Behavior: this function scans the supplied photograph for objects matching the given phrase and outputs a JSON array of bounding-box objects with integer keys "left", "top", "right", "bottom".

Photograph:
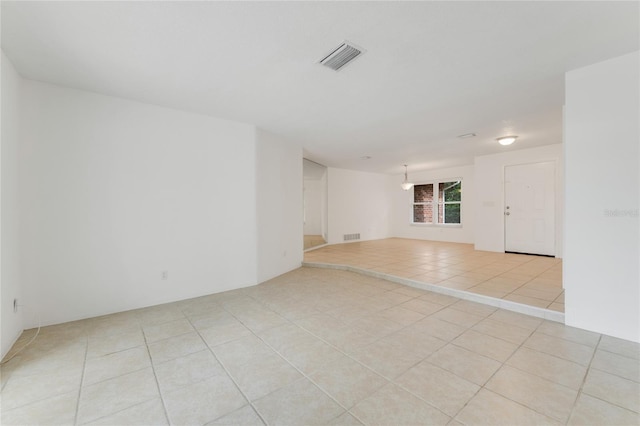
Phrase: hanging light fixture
[{"left": 401, "top": 164, "right": 413, "bottom": 191}]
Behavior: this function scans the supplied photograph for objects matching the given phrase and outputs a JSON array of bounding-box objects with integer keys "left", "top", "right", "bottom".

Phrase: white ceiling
[{"left": 2, "top": 1, "right": 638, "bottom": 174}]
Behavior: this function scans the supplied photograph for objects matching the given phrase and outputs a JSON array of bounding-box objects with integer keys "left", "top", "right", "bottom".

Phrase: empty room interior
[{"left": 1, "top": 1, "right": 639, "bottom": 425}]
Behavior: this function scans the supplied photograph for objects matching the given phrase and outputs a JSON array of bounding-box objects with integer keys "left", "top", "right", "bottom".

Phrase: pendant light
[{"left": 401, "top": 164, "right": 413, "bottom": 191}]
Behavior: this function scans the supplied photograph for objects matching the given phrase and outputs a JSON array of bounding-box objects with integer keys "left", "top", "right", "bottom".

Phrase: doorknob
[{"left": 505, "top": 212, "right": 510, "bottom": 216}]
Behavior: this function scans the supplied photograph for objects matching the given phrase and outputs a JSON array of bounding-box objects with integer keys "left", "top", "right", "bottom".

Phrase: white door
[{"left": 504, "top": 162, "right": 555, "bottom": 256}]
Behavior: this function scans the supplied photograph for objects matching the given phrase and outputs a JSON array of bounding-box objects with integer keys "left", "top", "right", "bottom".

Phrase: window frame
[{"left": 410, "top": 179, "right": 463, "bottom": 227}]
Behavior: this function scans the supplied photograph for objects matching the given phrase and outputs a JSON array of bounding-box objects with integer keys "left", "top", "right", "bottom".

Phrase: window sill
[{"left": 410, "top": 223, "right": 462, "bottom": 228}]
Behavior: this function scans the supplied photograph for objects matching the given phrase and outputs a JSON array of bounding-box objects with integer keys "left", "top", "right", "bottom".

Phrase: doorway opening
[{"left": 303, "top": 159, "right": 328, "bottom": 250}]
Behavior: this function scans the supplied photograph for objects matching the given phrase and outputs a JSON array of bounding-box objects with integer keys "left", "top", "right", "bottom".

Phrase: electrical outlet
[
  {"left": 161, "top": 271, "right": 168, "bottom": 280},
  {"left": 13, "top": 298, "right": 18, "bottom": 313}
]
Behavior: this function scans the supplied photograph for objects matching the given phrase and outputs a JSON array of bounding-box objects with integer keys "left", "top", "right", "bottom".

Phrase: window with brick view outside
[
  {"left": 413, "top": 181, "right": 461, "bottom": 224},
  {"left": 413, "top": 184, "right": 433, "bottom": 223}
]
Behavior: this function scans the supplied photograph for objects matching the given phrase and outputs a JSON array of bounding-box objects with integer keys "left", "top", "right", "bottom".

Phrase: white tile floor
[
  {"left": 1, "top": 267, "right": 638, "bottom": 425},
  {"left": 304, "top": 238, "right": 565, "bottom": 312}
]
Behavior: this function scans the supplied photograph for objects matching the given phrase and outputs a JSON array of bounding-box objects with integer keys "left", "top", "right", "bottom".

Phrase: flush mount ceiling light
[
  {"left": 497, "top": 135, "right": 518, "bottom": 146},
  {"left": 401, "top": 165, "right": 414, "bottom": 191},
  {"left": 319, "top": 41, "right": 365, "bottom": 71}
]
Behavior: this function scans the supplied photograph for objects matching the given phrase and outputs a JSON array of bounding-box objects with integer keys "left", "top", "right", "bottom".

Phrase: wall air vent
[
  {"left": 319, "top": 42, "right": 364, "bottom": 71},
  {"left": 343, "top": 233, "right": 361, "bottom": 241}
]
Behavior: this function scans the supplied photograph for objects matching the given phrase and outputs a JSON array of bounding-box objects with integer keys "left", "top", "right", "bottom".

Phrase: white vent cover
[{"left": 319, "top": 42, "right": 364, "bottom": 71}]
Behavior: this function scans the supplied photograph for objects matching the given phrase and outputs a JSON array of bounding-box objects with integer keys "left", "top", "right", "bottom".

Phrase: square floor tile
[
  {"left": 83, "top": 346, "right": 151, "bottom": 386},
  {"left": 310, "top": 355, "right": 387, "bottom": 409},
  {"left": 0, "top": 391, "right": 78, "bottom": 426},
  {"left": 349, "top": 340, "right": 424, "bottom": 380},
  {"left": 148, "top": 332, "right": 207, "bottom": 364},
  {"left": 350, "top": 383, "right": 450, "bottom": 425},
  {"left": 322, "top": 327, "right": 378, "bottom": 353},
  {"left": 455, "top": 388, "right": 560, "bottom": 425},
  {"left": 568, "top": 393, "right": 640, "bottom": 425},
  {"left": 486, "top": 365, "right": 578, "bottom": 423},
  {"left": 428, "top": 344, "right": 501, "bottom": 386},
  {"left": 506, "top": 347, "right": 587, "bottom": 390},
  {"left": 378, "top": 328, "right": 447, "bottom": 359},
  {"left": 582, "top": 368, "right": 640, "bottom": 413},
  {"left": 536, "top": 321, "right": 600, "bottom": 347},
  {"left": 87, "top": 328, "right": 145, "bottom": 359},
  {"left": 591, "top": 349, "right": 640, "bottom": 382},
  {"left": 212, "top": 335, "right": 275, "bottom": 371},
  {"left": 524, "top": 332, "right": 595, "bottom": 366},
  {"left": 253, "top": 379, "right": 344, "bottom": 425},
  {"left": 258, "top": 323, "right": 318, "bottom": 352},
  {"left": 227, "top": 353, "right": 302, "bottom": 401},
  {"left": 472, "top": 319, "right": 533, "bottom": 345},
  {"left": 452, "top": 329, "right": 518, "bottom": 362},
  {"left": 278, "top": 338, "right": 344, "bottom": 375},
  {"left": 143, "top": 318, "right": 194, "bottom": 343},
  {"left": 328, "top": 412, "right": 363, "bottom": 425},
  {"left": 207, "top": 405, "right": 264, "bottom": 425},
  {"left": 395, "top": 361, "right": 479, "bottom": 417},
  {"left": 86, "top": 398, "right": 168, "bottom": 425},
  {"left": 1, "top": 369, "right": 82, "bottom": 411},
  {"left": 77, "top": 368, "right": 159, "bottom": 424},
  {"left": 155, "top": 349, "right": 226, "bottom": 393},
  {"left": 409, "top": 317, "right": 467, "bottom": 342},
  {"left": 198, "top": 321, "right": 252, "bottom": 348},
  {"left": 598, "top": 335, "right": 640, "bottom": 360},
  {"left": 163, "top": 375, "right": 246, "bottom": 425}
]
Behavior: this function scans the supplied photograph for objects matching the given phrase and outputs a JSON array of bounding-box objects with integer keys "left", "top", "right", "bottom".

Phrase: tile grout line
[
  {"left": 447, "top": 316, "right": 557, "bottom": 424},
  {"left": 72, "top": 333, "right": 90, "bottom": 426},
  {"left": 140, "top": 325, "right": 172, "bottom": 426},
  {"left": 188, "top": 311, "right": 269, "bottom": 426},
  {"left": 565, "top": 333, "right": 603, "bottom": 424}
]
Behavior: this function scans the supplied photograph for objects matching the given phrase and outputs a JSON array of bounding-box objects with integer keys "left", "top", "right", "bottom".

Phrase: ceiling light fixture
[
  {"left": 457, "top": 133, "right": 477, "bottom": 139},
  {"left": 497, "top": 135, "right": 518, "bottom": 146},
  {"left": 401, "top": 165, "right": 413, "bottom": 191}
]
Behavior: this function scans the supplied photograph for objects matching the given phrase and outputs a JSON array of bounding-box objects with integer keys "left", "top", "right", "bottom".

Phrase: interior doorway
[
  {"left": 303, "top": 159, "right": 328, "bottom": 250},
  {"left": 504, "top": 161, "right": 556, "bottom": 256}
]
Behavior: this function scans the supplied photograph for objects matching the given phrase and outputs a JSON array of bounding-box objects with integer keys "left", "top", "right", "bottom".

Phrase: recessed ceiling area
[{"left": 2, "top": 1, "right": 638, "bottom": 174}]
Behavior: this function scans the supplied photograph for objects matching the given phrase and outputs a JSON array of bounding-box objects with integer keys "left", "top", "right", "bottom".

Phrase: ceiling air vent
[{"left": 319, "top": 42, "right": 364, "bottom": 71}]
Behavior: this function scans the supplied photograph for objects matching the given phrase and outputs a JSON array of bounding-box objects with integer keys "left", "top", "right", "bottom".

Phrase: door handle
[{"left": 505, "top": 212, "right": 510, "bottom": 216}]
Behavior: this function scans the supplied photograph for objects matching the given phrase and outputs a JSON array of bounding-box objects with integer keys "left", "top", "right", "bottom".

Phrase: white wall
[
  {"left": 1, "top": 52, "right": 24, "bottom": 357},
  {"left": 474, "top": 144, "right": 564, "bottom": 256},
  {"left": 564, "top": 51, "right": 639, "bottom": 342},
  {"left": 390, "top": 165, "right": 475, "bottom": 244},
  {"left": 20, "top": 80, "right": 258, "bottom": 328},
  {"left": 255, "top": 129, "right": 303, "bottom": 283},
  {"left": 304, "top": 179, "right": 324, "bottom": 235},
  {"left": 327, "top": 168, "right": 392, "bottom": 244}
]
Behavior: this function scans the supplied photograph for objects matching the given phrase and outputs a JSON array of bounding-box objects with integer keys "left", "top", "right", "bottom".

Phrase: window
[
  {"left": 438, "top": 181, "right": 462, "bottom": 224},
  {"left": 412, "top": 180, "right": 462, "bottom": 225}
]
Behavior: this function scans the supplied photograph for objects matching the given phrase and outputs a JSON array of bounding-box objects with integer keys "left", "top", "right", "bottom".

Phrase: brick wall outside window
[
  {"left": 412, "top": 181, "right": 462, "bottom": 224},
  {"left": 413, "top": 184, "right": 433, "bottom": 223}
]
